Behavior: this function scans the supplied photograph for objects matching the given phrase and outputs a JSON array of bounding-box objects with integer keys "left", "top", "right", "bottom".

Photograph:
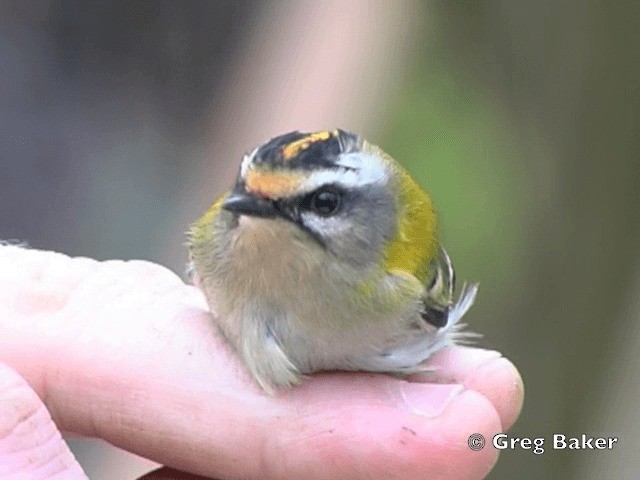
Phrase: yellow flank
[
  {"left": 281, "top": 130, "right": 333, "bottom": 160},
  {"left": 245, "top": 168, "right": 304, "bottom": 199},
  {"left": 382, "top": 160, "right": 438, "bottom": 285}
]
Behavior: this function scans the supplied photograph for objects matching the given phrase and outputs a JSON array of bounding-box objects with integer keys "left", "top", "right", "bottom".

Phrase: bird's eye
[{"left": 303, "top": 187, "right": 343, "bottom": 216}]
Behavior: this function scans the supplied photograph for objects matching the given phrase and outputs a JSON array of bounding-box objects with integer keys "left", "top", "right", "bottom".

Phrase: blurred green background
[{"left": 2, "top": 1, "right": 639, "bottom": 478}]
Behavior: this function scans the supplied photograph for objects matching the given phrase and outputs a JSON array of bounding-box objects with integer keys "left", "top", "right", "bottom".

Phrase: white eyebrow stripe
[{"left": 302, "top": 152, "right": 388, "bottom": 191}]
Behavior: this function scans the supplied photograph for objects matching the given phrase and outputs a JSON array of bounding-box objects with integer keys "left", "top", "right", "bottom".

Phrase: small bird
[{"left": 187, "top": 129, "right": 477, "bottom": 393}]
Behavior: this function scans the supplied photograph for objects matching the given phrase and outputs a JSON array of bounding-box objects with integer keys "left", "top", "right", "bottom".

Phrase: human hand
[{"left": 0, "top": 246, "right": 523, "bottom": 479}]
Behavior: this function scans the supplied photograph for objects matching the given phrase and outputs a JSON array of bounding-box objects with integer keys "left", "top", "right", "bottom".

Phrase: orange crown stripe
[
  {"left": 281, "top": 130, "right": 333, "bottom": 161},
  {"left": 245, "top": 169, "right": 304, "bottom": 198}
]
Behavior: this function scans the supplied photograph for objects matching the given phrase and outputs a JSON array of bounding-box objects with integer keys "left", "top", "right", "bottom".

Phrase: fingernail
[{"left": 399, "top": 383, "right": 463, "bottom": 418}]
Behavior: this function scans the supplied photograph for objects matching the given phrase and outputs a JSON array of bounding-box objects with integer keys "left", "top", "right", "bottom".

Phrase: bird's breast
[{"left": 224, "top": 216, "right": 328, "bottom": 303}]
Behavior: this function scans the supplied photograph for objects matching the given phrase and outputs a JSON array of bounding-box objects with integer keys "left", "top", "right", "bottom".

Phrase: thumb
[{"left": 0, "top": 363, "right": 87, "bottom": 479}]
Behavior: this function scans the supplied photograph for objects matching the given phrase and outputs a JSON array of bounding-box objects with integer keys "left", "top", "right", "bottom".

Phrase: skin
[{"left": 0, "top": 245, "right": 524, "bottom": 479}]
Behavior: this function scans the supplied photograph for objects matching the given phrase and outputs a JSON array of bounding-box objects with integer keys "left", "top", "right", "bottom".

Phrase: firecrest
[{"left": 187, "top": 129, "right": 478, "bottom": 393}]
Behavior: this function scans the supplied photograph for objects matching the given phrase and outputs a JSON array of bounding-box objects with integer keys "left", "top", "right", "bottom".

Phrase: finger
[
  {"left": 137, "top": 387, "right": 502, "bottom": 480},
  {"left": 419, "top": 347, "right": 525, "bottom": 431},
  {"left": 0, "top": 246, "right": 506, "bottom": 479},
  {"left": 277, "top": 373, "right": 502, "bottom": 480},
  {"left": 0, "top": 362, "right": 88, "bottom": 480}
]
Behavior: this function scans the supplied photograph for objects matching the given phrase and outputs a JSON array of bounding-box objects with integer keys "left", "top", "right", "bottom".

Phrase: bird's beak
[{"left": 222, "top": 192, "right": 278, "bottom": 218}]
